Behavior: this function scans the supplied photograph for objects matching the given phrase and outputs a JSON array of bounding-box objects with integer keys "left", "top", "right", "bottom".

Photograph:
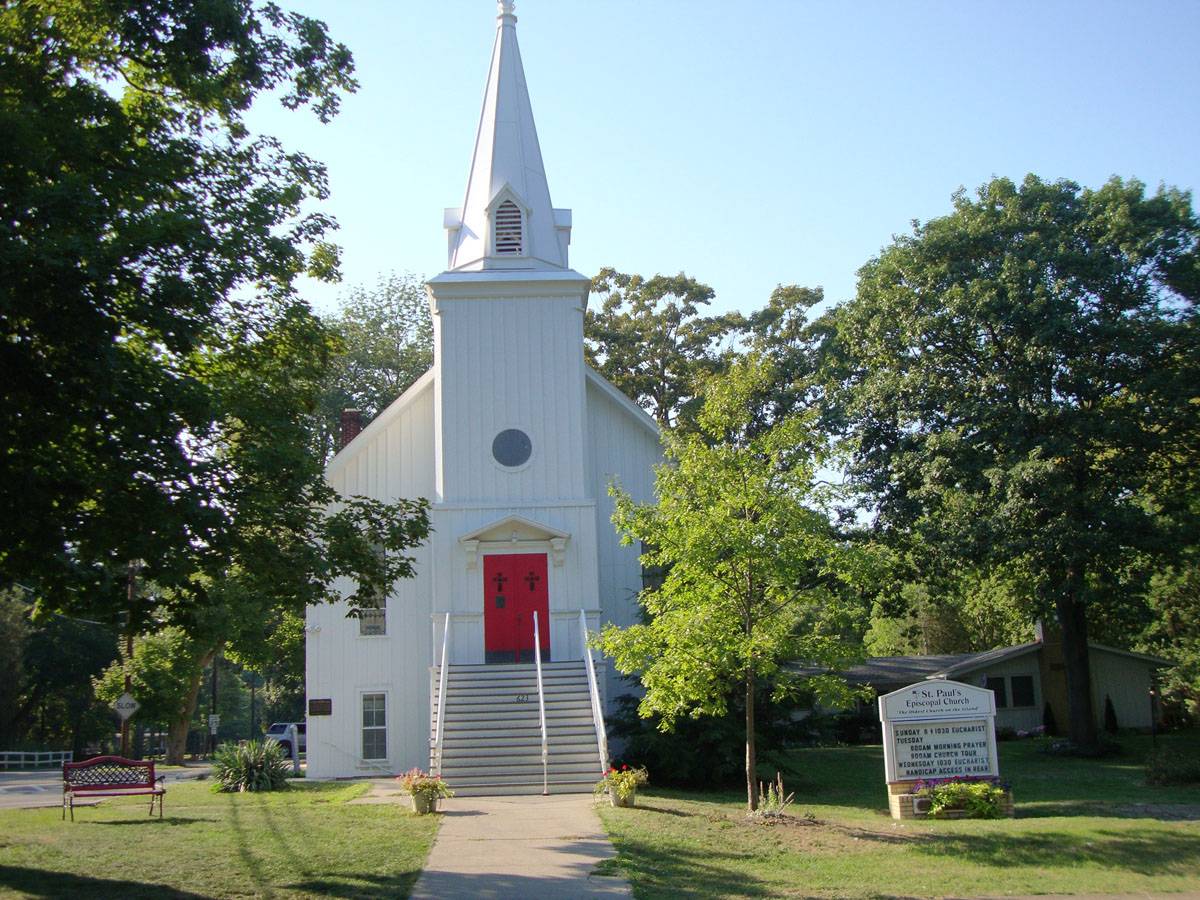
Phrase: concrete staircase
[{"left": 431, "top": 661, "right": 603, "bottom": 797}]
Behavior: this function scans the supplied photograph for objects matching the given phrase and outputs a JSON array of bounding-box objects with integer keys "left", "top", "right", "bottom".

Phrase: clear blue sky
[{"left": 249, "top": 0, "right": 1200, "bottom": 319}]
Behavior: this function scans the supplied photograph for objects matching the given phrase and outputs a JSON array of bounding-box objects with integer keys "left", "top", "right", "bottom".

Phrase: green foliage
[
  {"left": 918, "top": 780, "right": 1008, "bottom": 818},
  {"left": 1145, "top": 746, "right": 1200, "bottom": 785},
  {"left": 1, "top": 588, "right": 118, "bottom": 753},
  {"left": 865, "top": 568, "right": 1034, "bottom": 656},
  {"left": 212, "top": 740, "right": 292, "bottom": 793},
  {"left": 829, "top": 175, "right": 1200, "bottom": 748},
  {"left": 0, "top": 590, "right": 31, "bottom": 746},
  {"left": 94, "top": 627, "right": 210, "bottom": 728},
  {"left": 1137, "top": 561, "right": 1200, "bottom": 723},
  {"left": 597, "top": 357, "right": 870, "bottom": 808},
  {"left": 0, "top": 0, "right": 428, "bottom": 666},
  {"left": 585, "top": 268, "right": 743, "bottom": 428},
  {"left": 317, "top": 272, "right": 434, "bottom": 460}
]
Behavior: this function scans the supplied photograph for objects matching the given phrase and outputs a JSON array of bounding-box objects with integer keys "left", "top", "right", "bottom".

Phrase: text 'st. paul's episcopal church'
[{"left": 305, "top": 2, "right": 661, "bottom": 793}]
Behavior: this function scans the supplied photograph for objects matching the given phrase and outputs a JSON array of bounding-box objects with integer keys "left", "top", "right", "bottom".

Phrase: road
[{"left": 0, "top": 763, "right": 213, "bottom": 810}]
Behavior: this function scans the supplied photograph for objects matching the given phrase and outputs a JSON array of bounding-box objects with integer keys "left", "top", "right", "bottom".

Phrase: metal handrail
[
  {"left": 432, "top": 612, "right": 450, "bottom": 776},
  {"left": 579, "top": 609, "right": 610, "bottom": 773},
  {"left": 532, "top": 611, "right": 548, "bottom": 796}
]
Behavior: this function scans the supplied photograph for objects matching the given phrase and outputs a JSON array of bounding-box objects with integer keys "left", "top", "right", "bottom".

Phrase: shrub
[
  {"left": 1104, "top": 695, "right": 1120, "bottom": 734},
  {"left": 212, "top": 740, "right": 291, "bottom": 793},
  {"left": 606, "top": 688, "right": 812, "bottom": 789},
  {"left": 1145, "top": 747, "right": 1200, "bottom": 785}
]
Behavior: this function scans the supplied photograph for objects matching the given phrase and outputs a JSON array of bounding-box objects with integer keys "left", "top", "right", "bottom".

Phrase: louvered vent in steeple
[{"left": 494, "top": 200, "right": 523, "bottom": 255}]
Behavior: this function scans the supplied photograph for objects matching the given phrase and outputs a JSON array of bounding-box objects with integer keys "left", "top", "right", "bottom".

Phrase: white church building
[{"left": 305, "top": 2, "right": 662, "bottom": 794}]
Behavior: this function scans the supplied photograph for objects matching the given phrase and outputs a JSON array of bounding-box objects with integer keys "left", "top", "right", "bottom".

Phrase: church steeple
[{"left": 443, "top": 1, "right": 572, "bottom": 272}]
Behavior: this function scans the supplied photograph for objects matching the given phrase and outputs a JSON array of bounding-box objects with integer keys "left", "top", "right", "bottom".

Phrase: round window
[{"left": 492, "top": 429, "right": 532, "bottom": 467}]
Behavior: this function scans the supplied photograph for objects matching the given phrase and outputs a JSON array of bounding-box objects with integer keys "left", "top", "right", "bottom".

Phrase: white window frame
[{"left": 360, "top": 691, "right": 388, "bottom": 761}]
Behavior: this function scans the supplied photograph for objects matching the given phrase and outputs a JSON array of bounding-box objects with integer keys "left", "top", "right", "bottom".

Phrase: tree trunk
[
  {"left": 745, "top": 669, "right": 757, "bottom": 812},
  {"left": 165, "top": 648, "right": 215, "bottom": 765},
  {"left": 1056, "top": 593, "right": 1098, "bottom": 751}
]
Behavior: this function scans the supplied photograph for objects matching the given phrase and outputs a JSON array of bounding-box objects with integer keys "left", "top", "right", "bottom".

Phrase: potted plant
[
  {"left": 397, "top": 768, "right": 453, "bottom": 814},
  {"left": 595, "top": 764, "right": 648, "bottom": 807}
]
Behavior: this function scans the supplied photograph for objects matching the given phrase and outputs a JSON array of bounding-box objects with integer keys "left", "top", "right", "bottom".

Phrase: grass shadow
[
  {"left": 0, "top": 865, "right": 210, "bottom": 899},
  {"left": 87, "top": 816, "right": 210, "bottom": 826},
  {"left": 915, "top": 826, "right": 1200, "bottom": 877},
  {"left": 288, "top": 871, "right": 424, "bottom": 898}
]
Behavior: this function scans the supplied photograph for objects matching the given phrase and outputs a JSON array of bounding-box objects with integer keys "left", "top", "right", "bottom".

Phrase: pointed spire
[{"left": 443, "top": 1, "right": 572, "bottom": 272}]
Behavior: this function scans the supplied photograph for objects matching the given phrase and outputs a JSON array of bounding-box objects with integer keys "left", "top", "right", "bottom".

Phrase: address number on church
[{"left": 515, "top": 694, "right": 531, "bottom": 703}]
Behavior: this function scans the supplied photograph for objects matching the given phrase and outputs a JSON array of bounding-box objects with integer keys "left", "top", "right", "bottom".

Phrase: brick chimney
[{"left": 339, "top": 409, "right": 363, "bottom": 451}]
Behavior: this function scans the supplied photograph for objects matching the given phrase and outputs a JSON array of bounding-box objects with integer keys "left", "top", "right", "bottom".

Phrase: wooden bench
[{"left": 62, "top": 755, "right": 165, "bottom": 821}]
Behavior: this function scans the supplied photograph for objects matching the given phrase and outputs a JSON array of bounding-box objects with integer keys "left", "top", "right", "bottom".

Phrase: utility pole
[
  {"left": 210, "top": 650, "right": 219, "bottom": 757},
  {"left": 120, "top": 563, "right": 136, "bottom": 757}
]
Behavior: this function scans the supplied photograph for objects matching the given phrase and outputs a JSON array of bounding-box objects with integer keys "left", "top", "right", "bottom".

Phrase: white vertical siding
[
  {"left": 1089, "top": 649, "right": 1157, "bottom": 730},
  {"left": 584, "top": 377, "right": 663, "bottom": 706},
  {"left": 435, "top": 295, "right": 589, "bottom": 503},
  {"left": 306, "top": 381, "right": 437, "bottom": 779}
]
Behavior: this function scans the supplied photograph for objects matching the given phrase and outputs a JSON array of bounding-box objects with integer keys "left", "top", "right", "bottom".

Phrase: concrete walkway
[{"left": 410, "top": 793, "right": 631, "bottom": 899}]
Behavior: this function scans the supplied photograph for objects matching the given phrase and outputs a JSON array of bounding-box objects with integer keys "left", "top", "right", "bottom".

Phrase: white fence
[{"left": 0, "top": 751, "right": 74, "bottom": 770}]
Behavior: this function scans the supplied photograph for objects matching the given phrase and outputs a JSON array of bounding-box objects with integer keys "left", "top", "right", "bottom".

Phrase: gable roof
[
  {"left": 585, "top": 366, "right": 660, "bottom": 439},
  {"left": 789, "top": 639, "right": 1172, "bottom": 688},
  {"left": 326, "top": 367, "right": 434, "bottom": 478}
]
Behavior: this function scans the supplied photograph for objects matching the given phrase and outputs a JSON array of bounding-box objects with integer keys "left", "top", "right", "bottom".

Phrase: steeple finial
[{"left": 441, "top": 0, "right": 573, "bottom": 272}]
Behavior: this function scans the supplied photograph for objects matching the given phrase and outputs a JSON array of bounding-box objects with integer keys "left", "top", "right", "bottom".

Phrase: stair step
[
  {"left": 441, "top": 729, "right": 595, "bottom": 748},
  {"left": 441, "top": 686, "right": 590, "bottom": 710},
  {"left": 442, "top": 749, "right": 602, "bottom": 765},
  {"left": 449, "top": 780, "right": 595, "bottom": 797},
  {"left": 441, "top": 761, "right": 601, "bottom": 778},
  {"left": 442, "top": 770, "right": 600, "bottom": 787}
]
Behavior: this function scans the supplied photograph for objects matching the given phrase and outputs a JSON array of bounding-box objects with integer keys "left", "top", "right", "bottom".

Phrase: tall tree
[
  {"left": 0, "top": 0, "right": 365, "bottom": 617},
  {"left": 596, "top": 358, "right": 866, "bottom": 810},
  {"left": 585, "top": 268, "right": 743, "bottom": 429},
  {"left": 828, "top": 175, "right": 1200, "bottom": 750},
  {"left": 317, "top": 272, "right": 434, "bottom": 459}
]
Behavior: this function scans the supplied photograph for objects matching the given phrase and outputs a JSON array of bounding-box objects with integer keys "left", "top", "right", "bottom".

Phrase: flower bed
[{"left": 889, "top": 776, "right": 1014, "bottom": 820}]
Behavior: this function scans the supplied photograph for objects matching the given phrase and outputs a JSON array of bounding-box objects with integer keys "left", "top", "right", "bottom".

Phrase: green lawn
[
  {"left": 0, "top": 782, "right": 437, "bottom": 899},
  {"left": 598, "top": 731, "right": 1200, "bottom": 898}
]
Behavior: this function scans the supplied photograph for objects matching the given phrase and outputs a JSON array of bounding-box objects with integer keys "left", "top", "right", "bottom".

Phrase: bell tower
[{"left": 427, "top": 0, "right": 591, "bottom": 505}]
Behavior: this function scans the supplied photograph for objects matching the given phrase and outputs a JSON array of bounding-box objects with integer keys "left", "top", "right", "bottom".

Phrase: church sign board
[{"left": 878, "top": 680, "right": 998, "bottom": 785}]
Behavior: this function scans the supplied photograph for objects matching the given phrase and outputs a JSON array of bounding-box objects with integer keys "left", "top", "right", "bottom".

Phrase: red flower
[{"left": 621, "top": 764, "right": 628, "bottom": 770}]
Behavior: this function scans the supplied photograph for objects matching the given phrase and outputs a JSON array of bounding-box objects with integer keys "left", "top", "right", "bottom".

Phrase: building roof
[
  {"left": 789, "top": 639, "right": 1171, "bottom": 689},
  {"left": 443, "top": 1, "right": 570, "bottom": 272}
]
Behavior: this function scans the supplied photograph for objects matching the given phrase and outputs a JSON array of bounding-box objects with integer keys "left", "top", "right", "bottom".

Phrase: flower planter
[
  {"left": 410, "top": 793, "right": 437, "bottom": 814},
  {"left": 609, "top": 790, "right": 636, "bottom": 808},
  {"left": 895, "top": 789, "right": 1014, "bottom": 820}
]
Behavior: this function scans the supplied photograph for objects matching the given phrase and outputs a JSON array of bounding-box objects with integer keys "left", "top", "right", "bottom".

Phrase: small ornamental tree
[{"left": 597, "top": 358, "right": 867, "bottom": 811}]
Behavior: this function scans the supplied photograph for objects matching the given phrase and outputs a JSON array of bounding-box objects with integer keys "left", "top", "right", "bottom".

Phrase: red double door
[{"left": 483, "top": 553, "right": 550, "bottom": 664}]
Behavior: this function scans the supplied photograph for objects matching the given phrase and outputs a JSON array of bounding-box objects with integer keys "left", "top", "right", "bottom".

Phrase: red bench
[{"left": 62, "top": 755, "right": 165, "bottom": 821}]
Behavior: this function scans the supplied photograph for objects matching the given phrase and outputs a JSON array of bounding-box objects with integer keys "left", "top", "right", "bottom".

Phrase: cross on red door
[
  {"left": 492, "top": 573, "right": 507, "bottom": 591},
  {"left": 524, "top": 571, "right": 540, "bottom": 591}
]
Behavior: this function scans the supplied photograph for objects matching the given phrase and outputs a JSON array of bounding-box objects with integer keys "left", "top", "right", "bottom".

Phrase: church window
[
  {"left": 985, "top": 676, "right": 1008, "bottom": 708},
  {"left": 358, "top": 544, "right": 386, "bottom": 635},
  {"left": 494, "top": 200, "right": 523, "bottom": 254},
  {"left": 492, "top": 428, "right": 532, "bottom": 467},
  {"left": 359, "top": 603, "right": 385, "bottom": 636},
  {"left": 361, "top": 693, "right": 387, "bottom": 759}
]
